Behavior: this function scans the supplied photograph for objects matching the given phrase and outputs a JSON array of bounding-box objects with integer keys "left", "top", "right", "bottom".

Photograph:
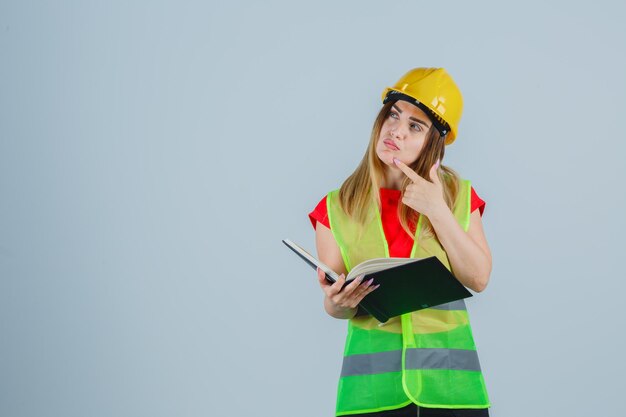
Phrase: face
[{"left": 375, "top": 100, "right": 433, "bottom": 167}]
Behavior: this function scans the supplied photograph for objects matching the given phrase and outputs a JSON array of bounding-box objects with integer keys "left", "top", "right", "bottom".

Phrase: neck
[{"left": 383, "top": 167, "right": 404, "bottom": 190}]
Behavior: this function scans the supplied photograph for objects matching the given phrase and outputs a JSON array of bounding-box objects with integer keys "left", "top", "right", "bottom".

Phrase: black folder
[{"left": 283, "top": 238, "right": 473, "bottom": 323}]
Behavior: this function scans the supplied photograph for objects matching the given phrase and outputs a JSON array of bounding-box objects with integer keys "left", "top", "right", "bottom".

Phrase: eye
[
  {"left": 410, "top": 123, "right": 422, "bottom": 132},
  {"left": 389, "top": 111, "right": 399, "bottom": 119}
]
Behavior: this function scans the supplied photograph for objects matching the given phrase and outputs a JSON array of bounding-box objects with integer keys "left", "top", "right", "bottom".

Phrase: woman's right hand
[{"left": 317, "top": 267, "right": 379, "bottom": 312}]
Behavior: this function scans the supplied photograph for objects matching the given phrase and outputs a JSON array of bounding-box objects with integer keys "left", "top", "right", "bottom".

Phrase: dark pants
[{"left": 347, "top": 403, "right": 490, "bottom": 417}]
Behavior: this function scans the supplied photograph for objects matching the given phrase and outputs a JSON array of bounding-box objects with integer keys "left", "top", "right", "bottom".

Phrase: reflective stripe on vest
[
  {"left": 430, "top": 299, "right": 466, "bottom": 311},
  {"left": 327, "top": 180, "right": 490, "bottom": 415},
  {"left": 341, "top": 348, "right": 482, "bottom": 377}
]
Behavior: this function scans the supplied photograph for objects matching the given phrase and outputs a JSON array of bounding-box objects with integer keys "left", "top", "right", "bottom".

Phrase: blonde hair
[{"left": 337, "top": 101, "right": 460, "bottom": 240}]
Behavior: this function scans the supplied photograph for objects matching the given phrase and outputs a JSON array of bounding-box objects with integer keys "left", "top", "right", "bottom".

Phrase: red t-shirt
[{"left": 308, "top": 187, "right": 485, "bottom": 258}]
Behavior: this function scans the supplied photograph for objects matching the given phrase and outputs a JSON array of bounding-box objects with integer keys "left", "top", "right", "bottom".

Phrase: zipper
[{"left": 417, "top": 404, "right": 420, "bottom": 417}]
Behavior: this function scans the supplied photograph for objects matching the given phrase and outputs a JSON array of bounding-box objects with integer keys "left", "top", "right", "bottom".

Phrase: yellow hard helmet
[{"left": 381, "top": 68, "right": 463, "bottom": 145}]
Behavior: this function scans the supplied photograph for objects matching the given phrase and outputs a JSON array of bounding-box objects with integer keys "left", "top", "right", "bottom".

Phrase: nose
[{"left": 390, "top": 126, "right": 406, "bottom": 139}]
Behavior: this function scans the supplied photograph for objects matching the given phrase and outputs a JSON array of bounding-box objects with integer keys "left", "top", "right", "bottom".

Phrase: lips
[{"left": 383, "top": 139, "right": 399, "bottom": 150}]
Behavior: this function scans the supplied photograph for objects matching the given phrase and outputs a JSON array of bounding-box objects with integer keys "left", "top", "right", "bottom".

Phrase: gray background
[{"left": 1, "top": 1, "right": 625, "bottom": 416}]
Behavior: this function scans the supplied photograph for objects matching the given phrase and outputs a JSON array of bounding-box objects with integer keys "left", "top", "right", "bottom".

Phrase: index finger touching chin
[{"left": 393, "top": 158, "right": 419, "bottom": 182}]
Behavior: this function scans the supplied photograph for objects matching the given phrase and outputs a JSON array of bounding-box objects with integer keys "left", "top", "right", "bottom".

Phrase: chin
[{"left": 377, "top": 153, "right": 395, "bottom": 166}]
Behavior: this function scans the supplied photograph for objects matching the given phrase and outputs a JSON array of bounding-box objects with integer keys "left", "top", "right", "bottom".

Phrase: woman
[{"left": 308, "top": 68, "right": 492, "bottom": 417}]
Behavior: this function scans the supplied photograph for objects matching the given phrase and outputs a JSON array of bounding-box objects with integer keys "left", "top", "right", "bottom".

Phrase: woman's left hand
[{"left": 393, "top": 158, "right": 446, "bottom": 218}]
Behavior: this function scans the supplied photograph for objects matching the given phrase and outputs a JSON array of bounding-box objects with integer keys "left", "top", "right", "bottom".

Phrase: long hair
[{"left": 337, "top": 101, "right": 460, "bottom": 240}]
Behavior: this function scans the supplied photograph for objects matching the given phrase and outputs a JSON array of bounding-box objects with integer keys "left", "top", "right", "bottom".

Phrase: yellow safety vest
[{"left": 326, "top": 180, "right": 490, "bottom": 415}]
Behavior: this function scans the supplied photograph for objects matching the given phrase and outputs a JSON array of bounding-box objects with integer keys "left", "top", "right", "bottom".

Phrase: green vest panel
[{"left": 327, "top": 180, "right": 490, "bottom": 415}]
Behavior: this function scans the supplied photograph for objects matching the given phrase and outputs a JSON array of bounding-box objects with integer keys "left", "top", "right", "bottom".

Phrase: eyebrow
[{"left": 392, "top": 104, "right": 431, "bottom": 128}]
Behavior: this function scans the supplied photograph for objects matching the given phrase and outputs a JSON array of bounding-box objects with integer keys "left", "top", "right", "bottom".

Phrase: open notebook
[{"left": 283, "top": 238, "right": 473, "bottom": 323}]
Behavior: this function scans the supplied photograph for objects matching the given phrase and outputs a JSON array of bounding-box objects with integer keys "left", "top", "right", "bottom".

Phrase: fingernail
[
  {"left": 393, "top": 158, "right": 400, "bottom": 164},
  {"left": 435, "top": 159, "right": 440, "bottom": 169},
  {"left": 373, "top": 284, "right": 380, "bottom": 289},
  {"left": 366, "top": 278, "right": 374, "bottom": 286},
  {"left": 357, "top": 275, "right": 364, "bottom": 282}
]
